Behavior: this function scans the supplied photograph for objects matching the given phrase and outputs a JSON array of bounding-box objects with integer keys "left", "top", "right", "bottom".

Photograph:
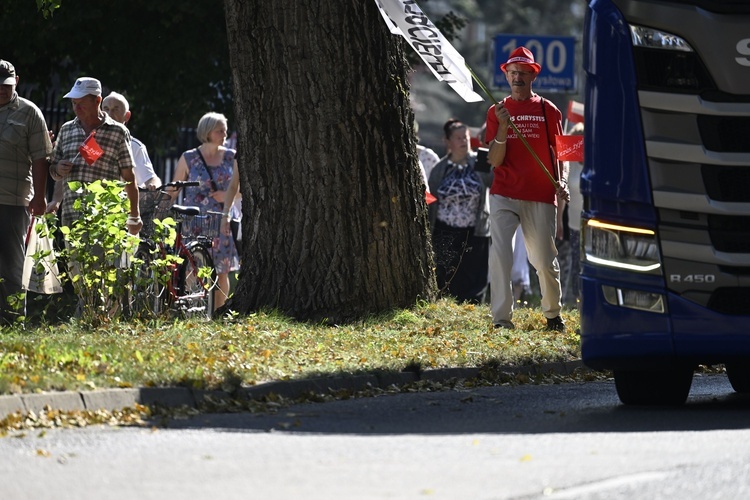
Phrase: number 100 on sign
[{"left": 493, "top": 35, "right": 576, "bottom": 93}]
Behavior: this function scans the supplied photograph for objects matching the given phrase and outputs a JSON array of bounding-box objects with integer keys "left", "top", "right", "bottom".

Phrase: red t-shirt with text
[{"left": 485, "top": 95, "right": 562, "bottom": 204}]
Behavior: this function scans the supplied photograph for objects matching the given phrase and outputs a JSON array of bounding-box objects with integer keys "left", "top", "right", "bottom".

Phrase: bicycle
[{"left": 128, "top": 181, "right": 219, "bottom": 319}]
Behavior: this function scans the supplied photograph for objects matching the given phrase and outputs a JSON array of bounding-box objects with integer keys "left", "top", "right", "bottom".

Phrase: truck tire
[
  {"left": 614, "top": 368, "right": 694, "bottom": 406},
  {"left": 725, "top": 364, "right": 750, "bottom": 393}
]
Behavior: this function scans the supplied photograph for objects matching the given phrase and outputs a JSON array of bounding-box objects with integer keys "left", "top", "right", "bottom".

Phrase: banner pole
[{"left": 466, "top": 64, "right": 559, "bottom": 189}]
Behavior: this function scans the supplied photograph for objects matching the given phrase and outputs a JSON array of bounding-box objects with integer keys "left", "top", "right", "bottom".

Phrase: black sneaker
[
  {"left": 494, "top": 320, "right": 515, "bottom": 329},
  {"left": 545, "top": 316, "right": 566, "bottom": 332}
]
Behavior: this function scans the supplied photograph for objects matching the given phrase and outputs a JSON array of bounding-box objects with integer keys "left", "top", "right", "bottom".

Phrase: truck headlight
[
  {"left": 630, "top": 25, "right": 693, "bottom": 52},
  {"left": 602, "top": 286, "right": 666, "bottom": 313},
  {"left": 629, "top": 24, "right": 712, "bottom": 92},
  {"left": 583, "top": 219, "right": 662, "bottom": 274}
]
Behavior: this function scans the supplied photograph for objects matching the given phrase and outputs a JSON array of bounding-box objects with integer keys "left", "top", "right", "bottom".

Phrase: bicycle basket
[
  {"left": 139, "top": 190, "right": 173, "bottom": 239},
  {"left": 181, "top": 210, "right": 222, "bottom": 241}
]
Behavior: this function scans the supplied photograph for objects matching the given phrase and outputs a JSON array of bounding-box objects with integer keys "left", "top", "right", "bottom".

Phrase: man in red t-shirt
[{"left": 484, "top": 47, "right": 569, "bottom": 332}]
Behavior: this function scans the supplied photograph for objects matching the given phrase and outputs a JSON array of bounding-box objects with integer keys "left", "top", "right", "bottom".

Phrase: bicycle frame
[
  {"left": 138, "top": 181, "right": 217, "bottom": 317},
  {"left": 162, "top": 207, "right": 215, "bottom": 308}
]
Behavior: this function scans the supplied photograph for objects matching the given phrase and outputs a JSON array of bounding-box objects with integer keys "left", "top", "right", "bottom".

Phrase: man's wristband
[
  {"left": 493, "top": 138, "right": 507, "bottom": 145},
  {"left": 126, "top": 216, "right": 142, "bottom": 225}
]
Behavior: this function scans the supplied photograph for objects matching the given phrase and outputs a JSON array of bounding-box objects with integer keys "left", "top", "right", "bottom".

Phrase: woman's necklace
[{"left": 449, "top": 156, "right": 469, "bottom": 170}]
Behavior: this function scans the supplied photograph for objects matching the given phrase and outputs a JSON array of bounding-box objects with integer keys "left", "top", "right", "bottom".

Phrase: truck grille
[
  {"left": 707, "top": 288, "right": 750, "bottom": 315},
  {"left": 703, "top": 166, "right": 750, "bottom": 203},
  {"left": 699, "top": 116, "right": 750, "bottom": 153},
  {"left": 708, "top": 215, "right": 750, "bottom": 252}
]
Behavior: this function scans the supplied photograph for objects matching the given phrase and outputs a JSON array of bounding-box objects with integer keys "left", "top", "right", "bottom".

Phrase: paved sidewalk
[{"left": 0, "top": 360, "right": 584, "bottom": 420}]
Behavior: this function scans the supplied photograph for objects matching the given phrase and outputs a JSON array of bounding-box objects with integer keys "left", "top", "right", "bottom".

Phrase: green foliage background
[
  {"left": 1, "top": 0, "right": 231, "bottom": 154},
  {"left": 2, "top": 0, "right": 586, "bottom": 155}
]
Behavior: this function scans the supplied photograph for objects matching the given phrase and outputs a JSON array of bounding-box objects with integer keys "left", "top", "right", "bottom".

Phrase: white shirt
[
  {"left": 417, "top": 145, "right": 440, "bottom": 182},
  {"left": 130, "top": 137, "right": 159, "bottom": 187}
]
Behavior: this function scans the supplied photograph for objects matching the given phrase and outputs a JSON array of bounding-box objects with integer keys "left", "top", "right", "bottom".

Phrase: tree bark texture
[{"left": 223, "top": 0, "right": 437, "bottom": 322}]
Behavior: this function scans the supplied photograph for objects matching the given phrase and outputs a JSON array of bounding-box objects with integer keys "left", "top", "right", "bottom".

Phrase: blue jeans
[{"left": 0, "top": 205, "right": 30, "bottom": 324}]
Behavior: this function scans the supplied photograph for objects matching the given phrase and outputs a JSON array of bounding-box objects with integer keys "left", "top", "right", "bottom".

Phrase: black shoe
[
  {"left": 494, "top": 320, "right": 515, "bottom": 329},
  {"left": 545, "top": 316, "right": 566, "bottom": 332}
]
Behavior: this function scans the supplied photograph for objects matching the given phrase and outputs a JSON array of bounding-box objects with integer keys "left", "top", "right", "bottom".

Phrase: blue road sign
[{"left": 493, "top": 35, "right": 576, "bottom": 93}]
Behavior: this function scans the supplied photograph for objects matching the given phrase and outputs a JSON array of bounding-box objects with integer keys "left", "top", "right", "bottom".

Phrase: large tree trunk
[{"left": 223, "top": 0, "right": 437, "bottom": 322}]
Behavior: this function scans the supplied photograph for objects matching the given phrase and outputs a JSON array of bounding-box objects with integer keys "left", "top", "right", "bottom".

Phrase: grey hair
[
  {"left": 196, "top": 112, "right": 228, "bottom": 143},
  {"left": 103, "top": 91, "right": 129, "bottom": 112}
]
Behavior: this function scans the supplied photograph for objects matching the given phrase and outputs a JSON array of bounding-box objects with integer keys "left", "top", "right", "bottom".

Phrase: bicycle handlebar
[
  {"left": 138, "top": 180, "right": 200, "bottom": 192},
  {"left": 163, "top": 180, "right": 200, "bottom": 189}
]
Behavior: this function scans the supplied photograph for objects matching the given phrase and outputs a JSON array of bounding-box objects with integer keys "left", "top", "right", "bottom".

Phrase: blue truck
[{"left": 580, "top": 0, "right": 750, "bottom": 404}]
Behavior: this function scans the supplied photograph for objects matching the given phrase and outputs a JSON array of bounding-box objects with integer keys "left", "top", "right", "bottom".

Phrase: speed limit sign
[{"left": 493, "top": 35, "right": 577, "bottom": 92}]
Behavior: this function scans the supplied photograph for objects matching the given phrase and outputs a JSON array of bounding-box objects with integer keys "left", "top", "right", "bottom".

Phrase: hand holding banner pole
[{"left": 465, "top": 64, "right": 560, "bottom": 190}]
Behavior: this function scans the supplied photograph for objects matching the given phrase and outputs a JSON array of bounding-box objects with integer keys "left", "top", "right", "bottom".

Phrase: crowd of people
[
  {"left": 0, "top": 60, "right": 241, "bottom": 323},
  {"left": 3, "top": 46, "right": 582, "bottom": 331}
]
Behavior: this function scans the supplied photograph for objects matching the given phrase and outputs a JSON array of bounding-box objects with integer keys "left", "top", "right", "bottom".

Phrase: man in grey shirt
[{"left": 0, "top": 60, "right": 53, "bottom": 324}]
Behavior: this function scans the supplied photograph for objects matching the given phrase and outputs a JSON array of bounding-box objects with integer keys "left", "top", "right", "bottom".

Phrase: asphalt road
[{"left": 2, "top": 373, "right": 749, "bottom": 499}]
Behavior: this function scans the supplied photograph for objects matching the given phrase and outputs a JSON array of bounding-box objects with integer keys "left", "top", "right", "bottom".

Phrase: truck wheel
[
  {"left": 614, "top": 368, "right": 693, "bottom": 405},
  {"left": 725, "top": 364, "right": 750, "bottom": 393}
]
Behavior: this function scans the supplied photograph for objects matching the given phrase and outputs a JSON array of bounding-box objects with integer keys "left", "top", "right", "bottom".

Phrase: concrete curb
[{"left": 0, "top": 360, "right": 586, "bottom": 420}]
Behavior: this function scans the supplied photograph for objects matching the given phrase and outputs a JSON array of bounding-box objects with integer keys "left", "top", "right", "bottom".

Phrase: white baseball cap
[{"left": 63, "top": 77, "right": 102, "bottom": 98}]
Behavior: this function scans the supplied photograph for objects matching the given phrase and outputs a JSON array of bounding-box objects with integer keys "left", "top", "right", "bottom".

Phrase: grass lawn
[{"left": 0, "top": 298, "right": 582, "bottom": 396}]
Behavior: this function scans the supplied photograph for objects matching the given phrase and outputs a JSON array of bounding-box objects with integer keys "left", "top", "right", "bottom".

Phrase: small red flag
[
  {"left": 425, "top": 191, "right": 437, "bottom": 204},
  {"left": 555, "top": 135, "right": 584, "bottom": 162},
  {"left": 79, "top": 131, "right": 104, "bottom": 165},
  {"left": 567, "top": 100, "right": 584, "bottom": 124}
]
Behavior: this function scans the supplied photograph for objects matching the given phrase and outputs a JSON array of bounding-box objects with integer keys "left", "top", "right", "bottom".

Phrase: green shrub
[{"left": 56, "top": 180, "right": 175, "bottom": 325}]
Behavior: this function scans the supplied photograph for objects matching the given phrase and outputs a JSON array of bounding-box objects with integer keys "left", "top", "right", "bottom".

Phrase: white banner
[{"left": 375, "top": 0, "right": 483, "bottom": 103}]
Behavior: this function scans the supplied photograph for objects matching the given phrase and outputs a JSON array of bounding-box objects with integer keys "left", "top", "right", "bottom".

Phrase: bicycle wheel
[{"left": 175, "top": 242, "right": 216, "bottom": 319}]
